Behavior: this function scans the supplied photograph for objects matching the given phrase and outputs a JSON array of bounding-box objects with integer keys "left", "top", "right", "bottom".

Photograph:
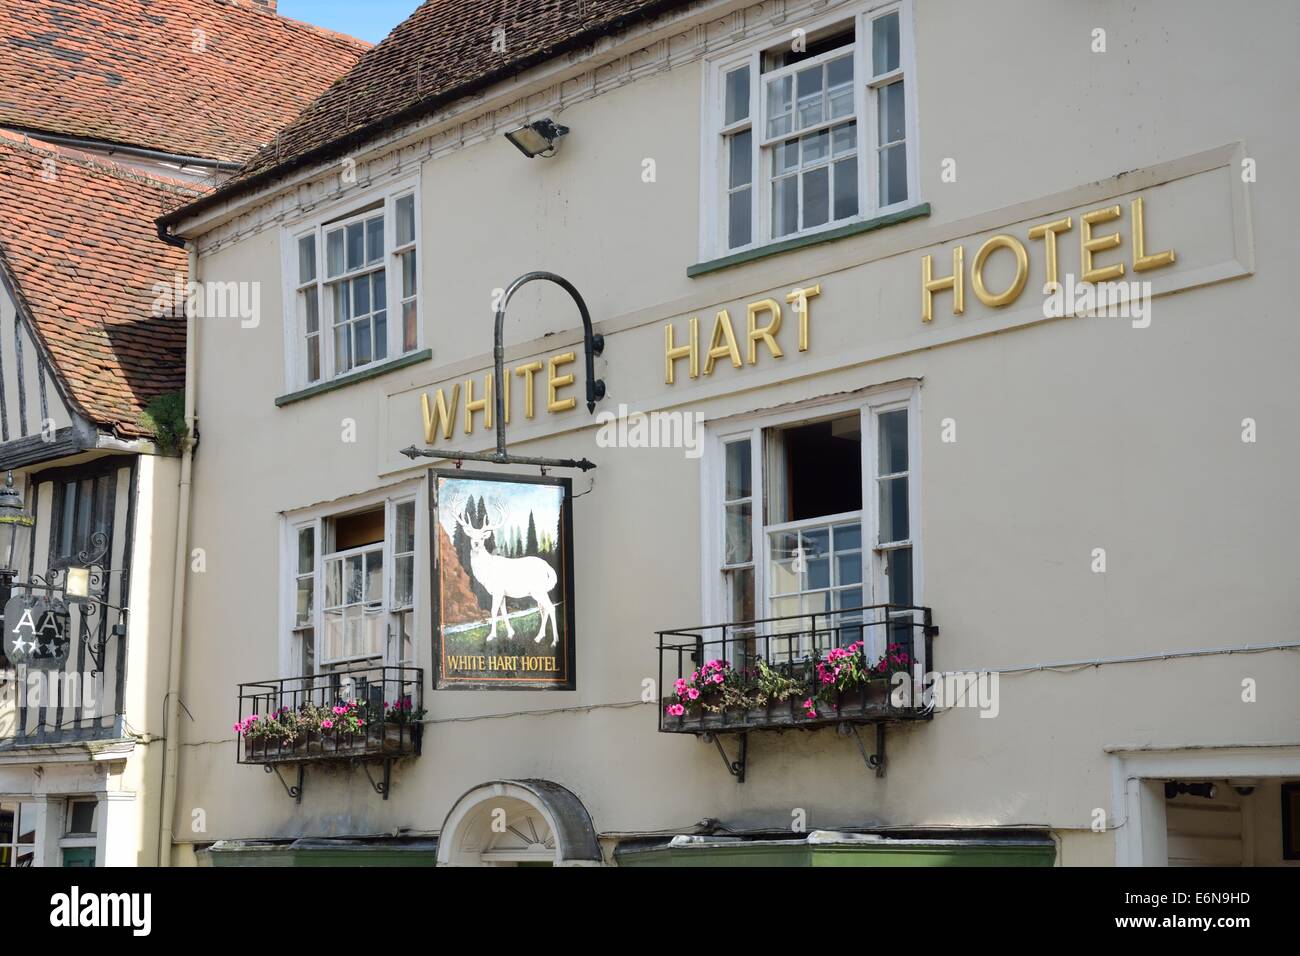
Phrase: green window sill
[
  {"left": 687, "top": 203, "right": 931, "bottom": 278},
  {"left": 275, "top": 349, "right": 433, "bottom": 407}
]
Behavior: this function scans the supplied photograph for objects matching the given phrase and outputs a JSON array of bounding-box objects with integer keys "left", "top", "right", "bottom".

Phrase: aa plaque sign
[{"left": 4, "top": 595, "right": 71, "bottom": 670}]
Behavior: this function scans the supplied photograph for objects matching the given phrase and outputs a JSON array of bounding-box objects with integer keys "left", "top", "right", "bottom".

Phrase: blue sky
[{"left": 278, "top": 1, "right": 423, "bottom": 44}]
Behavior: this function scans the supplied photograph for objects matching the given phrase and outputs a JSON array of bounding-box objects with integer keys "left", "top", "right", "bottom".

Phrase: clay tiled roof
[
  {"left": 0, "top": 0, "right": 370, "bottom": 165},
  {"left": 163, "top": 0, "right": 691, "bottom": 226},
  {"left": 0, "top": 132, "right": 201, "bottom": 437}
]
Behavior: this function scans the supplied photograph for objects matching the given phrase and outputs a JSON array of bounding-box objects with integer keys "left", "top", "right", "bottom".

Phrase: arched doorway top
[{"left": 437, "top": 779, "right": 601, "bottom": 866}]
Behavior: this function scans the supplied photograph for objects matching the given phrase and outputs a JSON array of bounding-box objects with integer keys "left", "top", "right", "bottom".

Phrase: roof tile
[
  {"left": 0, "top": 0, "right": 369, "bottom": 164},
  {"left": 0, "top": 133, "right": 200, "bottom": 437}
]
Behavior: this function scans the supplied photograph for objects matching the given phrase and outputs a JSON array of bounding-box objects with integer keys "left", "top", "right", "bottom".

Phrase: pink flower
[
  {"left": 686, "top": 687, "right": 700, "bottom": 701},
  {"left": 666, "top": 703, "right": 685, "bottom": 717},
  {"left": 711, "top": 673, "right": 724, "bottom": 684},
  {"left": 321, "top": 718, "right": 334, "bottom": 730},
  {"left": 332, "top": 705, "right": 347, "bottom": 716},
  {"left": 674, "top": 678, "right": 687, "bottom": 694}
]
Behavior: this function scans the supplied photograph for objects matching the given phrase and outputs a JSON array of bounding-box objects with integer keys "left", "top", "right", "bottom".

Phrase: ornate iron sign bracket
[
  {"left": 3, "top": 532, "right": 127, "bottom": 675},
  {"left": 402, "top": 271, "right": 605, "bottom": 472}
]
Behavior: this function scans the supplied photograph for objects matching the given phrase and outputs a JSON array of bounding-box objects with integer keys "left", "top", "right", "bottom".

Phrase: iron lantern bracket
[{"left": 400, "top": 271, "right": 605, "bottom": 472}]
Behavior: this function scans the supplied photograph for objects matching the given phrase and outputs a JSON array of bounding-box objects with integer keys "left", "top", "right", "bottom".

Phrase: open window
[
  {"left": 287, "top": 492, "right": 418, "bottom": 678},
  {"left": 709, "top": 387, "right": 921, "bottom": 664}
]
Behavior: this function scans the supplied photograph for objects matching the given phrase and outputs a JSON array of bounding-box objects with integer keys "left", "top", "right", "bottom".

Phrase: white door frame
[{"left": 1109, "top": 744, "right": 1300, "bottom": 866}]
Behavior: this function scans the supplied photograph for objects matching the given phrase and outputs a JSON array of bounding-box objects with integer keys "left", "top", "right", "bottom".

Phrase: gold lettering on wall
[
  {"left": 665, "top": 316, "right": 699, "bottom": 384},
  {"left": 704, "top": 309, "right": 743, "bottom": 376},
  {"left": 464, "top": 373, "right": 492, "bottom": 433},
  {"left": 744, "top": 300, "right": 782, "bottom": 365},
  {"left": 1130, "top": 196, "right": 1176, "bottom": 273},
  {"left": 664, "top": 285, "right": 820, "bottom": 385},
  {"left": 786, "top": 284, "right": 821, "bottom": 352},
  {"left": 515, "top": 361, "right": 542, "bottom": 420},
  {"left": 1027, "top": 216, "right": 1072, "bottom": 289},
  {"left": 919, "top": 194, "right": 1180, "bottom": 322},
  {"left": 1080, "top": 205, "right": 1126, "bottom": 283},
  {"left": 971, "top": 234, "right": 1029, "bottom": 308},
  {"left": 547, "top": 352, "right": 577, "bottom": 413},
  {"left": 921, "top": 246, "right": 965, "bottom": 323},
  {"left": 422, "top": 385, "right": 459, "bottom": 442}
]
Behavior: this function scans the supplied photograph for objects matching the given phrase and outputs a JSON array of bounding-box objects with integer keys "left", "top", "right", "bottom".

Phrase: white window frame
[
  {"left": 699, "top": 0, "right": 921, "bottom": 260},
  {"left": 700, "top": 384, "right": 923, "bottom": 663},
  {"left": 280, "top": 176, "right": 423, "bottom": 392},
  {"left": 281, "top": 483, "right": 423, "bottom": 678}
]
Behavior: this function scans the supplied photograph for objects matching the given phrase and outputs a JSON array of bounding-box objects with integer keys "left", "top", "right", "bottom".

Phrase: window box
[
  {"left": 657, "top": 603, "right": 935, "bottom": 735},
  {"left": 236, "top": 665, "right": 423, "bottom": 767}
]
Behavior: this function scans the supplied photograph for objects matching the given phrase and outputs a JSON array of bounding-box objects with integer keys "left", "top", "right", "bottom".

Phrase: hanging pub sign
[
  {"left": 4, "top": 595, "right": 71, "bottom": 670},
  {"left": 429, "top": 470, "right": 576, "bottom": 690}
]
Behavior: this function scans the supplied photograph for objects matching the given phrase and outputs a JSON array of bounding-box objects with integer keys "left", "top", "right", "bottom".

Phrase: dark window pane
[
  {"left": 326, "top": 228, "right": 344, "bottom": 277},
  {"left": 880, "top": 142, "right": 907, "bottom": 206},
  {"left": 878, "top": 476, "right": 909, "bottom": 542},
  {"left": 346, "top": 222, "right": 365, "bottom": 271},
  {"left": 298, "top": 234, "right": 316, "bottom": 284},
  {"left": 728, "top": 188, "right": 752, "bottom": 249},
  {"left": 803, "top": 165, "right": 829, "bottom": 228},
  {"left": 354, "top": 317, "right": 373, "bottom": 365},
  {"left": 352, "top": 275, "right": 370, "bottom": 317},
  {"left": 374, "top": 311, "right": 388, "bottom": 361},
  {"left": 774, "top": 414, "right": 862, "bottom": 522},
  {"left": 68, "top": 801, "right": 95, "bottom": 834},
  {"left": 724, "top": 66, "right": 750, "bottom": 125},
  {"left": 872, "top": 12, "right": 900, "bottom": 75},
  {"left": 332, "top": 283, "right": 350, "bottom": 324},
  {"left": 729, "top": 129, "right": 752, "bottom": 189},
  {"left": 366, "top": 216, "right": 384, "bottom": 264},
  {"left": 833, "top": 157, "right": 858, "bottom": 220},
  {"left": 878, "top": 409, "right": 908, "bottom": 474},
  {"left": 772, "top": 176, "right": 798, "bottom": 237},
  {"left": 879, "top": 80, "right": 906, "bottom": 144},
  {"left": 402, "top": 301, "right": 418, "bottom": 352},
  {"left": 401, "top": 251, "right": 416, "bottom": 299},
  {"left": 303, "top": 287, "right": 319, "bottom": 334},
  {"left": 396, "top": 195, "right": 416, "bottom": 247},
  {"left": 725, "top": 440, "right": 751, "bottom": 499},
  {"left": 887, "top": 547, "right": 913, "bottom": 605},
  {"left": 298, "top": 527, "right": 315, "bottom": 573}
]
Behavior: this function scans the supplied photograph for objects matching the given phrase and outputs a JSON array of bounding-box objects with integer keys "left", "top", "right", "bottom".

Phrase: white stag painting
[
  {"left": 434, "top": 474, "right": 572, "bottom": 686},
  {"left": 456, "top": 500, "right": 559, "bottom": 645}
]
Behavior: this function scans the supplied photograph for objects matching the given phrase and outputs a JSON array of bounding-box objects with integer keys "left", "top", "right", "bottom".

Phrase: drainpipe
[{"left": 158, "top": 241, "right": 198, "bottom": 865}]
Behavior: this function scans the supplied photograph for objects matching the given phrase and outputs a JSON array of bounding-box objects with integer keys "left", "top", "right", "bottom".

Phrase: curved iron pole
[{"left": 493, "top": 271, "right": 605, "bottom": 460}]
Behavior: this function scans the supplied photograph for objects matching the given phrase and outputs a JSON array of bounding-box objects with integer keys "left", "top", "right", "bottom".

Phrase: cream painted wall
[{"left": 172, "top": 0, "right": 1300, "bottom": 863}]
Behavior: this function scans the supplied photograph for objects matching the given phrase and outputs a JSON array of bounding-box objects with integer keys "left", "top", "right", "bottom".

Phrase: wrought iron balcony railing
[
  {"left": 236, "top": 665, "right": 423, "bottom": 800},
  {"left": 657, "top": 604, "right": 937, "bottom": 737}
]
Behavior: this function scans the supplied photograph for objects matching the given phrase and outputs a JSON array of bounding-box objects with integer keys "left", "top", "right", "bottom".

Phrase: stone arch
[{"left": 437, "top": 779, "right": 601, "bottom": 867}]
